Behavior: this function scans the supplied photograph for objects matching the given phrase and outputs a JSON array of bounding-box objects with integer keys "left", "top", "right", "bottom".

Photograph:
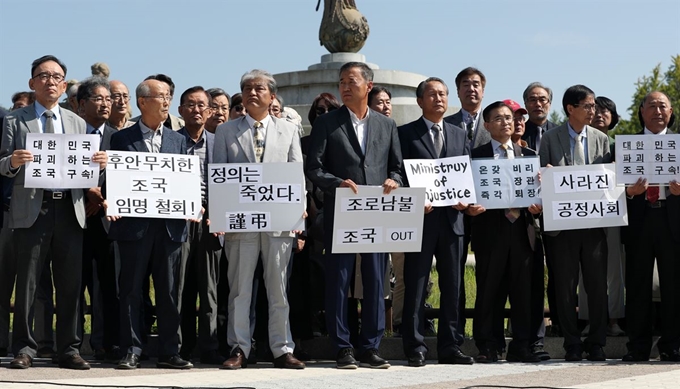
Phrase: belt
[
  {"left": 43, "top": 191, "right": 70, "bottom": 200},
  {"left": 647, "top": 200, "right": 666, "bottom": 208}
]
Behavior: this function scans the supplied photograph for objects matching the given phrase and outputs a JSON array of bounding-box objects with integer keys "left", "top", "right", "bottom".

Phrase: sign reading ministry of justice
[{"left": 403, "top": 156, "right": 477, "bottom": 206}]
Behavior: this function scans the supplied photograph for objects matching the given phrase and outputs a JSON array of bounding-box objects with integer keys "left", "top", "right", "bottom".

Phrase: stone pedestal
[{"left": 273, "top": 53, "right": 459, "bottom": 133}]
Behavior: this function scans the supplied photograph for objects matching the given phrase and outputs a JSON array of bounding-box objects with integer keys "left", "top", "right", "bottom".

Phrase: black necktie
[{"left": 43, "top": 111, "right": 55, "bottom": 133}]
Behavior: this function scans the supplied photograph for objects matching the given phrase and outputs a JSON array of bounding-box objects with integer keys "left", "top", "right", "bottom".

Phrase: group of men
[{"left": 0, "top": 55, "right": 678, "bottom": 373}]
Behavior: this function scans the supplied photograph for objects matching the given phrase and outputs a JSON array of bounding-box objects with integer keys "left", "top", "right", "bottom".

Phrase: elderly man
[
  {"left": 108, "top": 79, "right": 193, "bottom": 370},
  {"left": 214, "top": 69, "right": 305, "bottom": 370},
  {"left": 130, "top": 74, "right": 185, "bottom": 130},
  {"left": 622, "top": 91, "right": 680, "bottom": 362},
  {"left": 0, "top": 55, "right": 108, "bottom": 369},
  {"left": 108, "top": 80, "right": 134, "bottom": 130},
  {"left": 306, "top": 62, "right": 402, "bottom": 369}
]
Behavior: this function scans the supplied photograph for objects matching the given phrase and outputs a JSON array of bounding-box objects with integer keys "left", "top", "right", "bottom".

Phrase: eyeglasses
[
  {"left": 89, "top": 96, "right": 112, "bottom": 105},
  {"left": 181, "top": 103, "right": 210, "bottom": 111},
  {"left": 32, "top": 72, "right": 65, "bottom": 83},
  {"left": 111, "top": 93, "right": 130, "bottom": 102},
  {"left": 144, "top": 95, "right": 172, "bottom": 102},
  {"left": 575, "top": 103, "right": 597, "bottom": 111},
  {"left": 315, "top": 106, "right": 337, "bottom": 116},
  {"left": 526, "top": 97, "right": 549, "bottom": 105},
  {"left": 232, "top": 104, "right": 244, "bottom": 112},
  {"left": 211, "top": 105, "right": 230, "bottom": 113},
  {"left": 491, "top": 115, "right": 513, "bottom": 124}
]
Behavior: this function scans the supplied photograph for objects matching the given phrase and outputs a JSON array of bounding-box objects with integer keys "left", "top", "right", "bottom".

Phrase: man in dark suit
[
  {"left": 538, "top": 84, "right": 612, "bottom": 362},
  {"left": 521, "top": 83, "right": 559, "bottom": 356},
  {"left": 622, "top": 91, "right": 680, "bottom": 362},
  {"left": 468, "top": 101, "right": 542, "bottom": 363},
  {"left": 175, "top": 86, "right": 224, "bottom": 365},
  {"left": 76, "top": 76, "right": 121, "bottom": 362},
  {"left": 0, "top": 55, "right": 108, "bottom": 370},
  {"left": 398, "top": 77, "right": 473, "bottom": 367},
  {"left": 108, "top": 79, "right": 193, "bottom": 370},
  {"left": 306, "top": 62, "right": 402, "bottom": 369},
  {"left": 0, "top": 107, "right": 10, "bottom": 359},
  {"left": 443, "top": 67, "right": 491, "bottom": 331}
]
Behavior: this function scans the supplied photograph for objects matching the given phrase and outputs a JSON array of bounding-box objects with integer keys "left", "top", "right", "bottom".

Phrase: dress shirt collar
[
  {"left": 139, "top": 119, "right": 163, "bottom": 134},
  {"left": 490, "top": 138, "right": 514, "bottom": 157},
  {"left": 461, "top": 108, "right": 478, "bottom": 125},
  {"left": 348, "top": 107, "right": 370, "bottom": 125},
  {"left": 86, "top": 122, "right": 105, "bottom": 135},
  {"left": 245, "top": 114, "right": 271, "bottom": 131},
  {"left": 567, "top": 122, "right": 588, "bottom": 140},
  {"left": 644, "top": 127, "right": 667, "bottom": 135},
  {"left": 422, "top": 117, "right": 444, "bottom": 132},
  {"left": 34, "top": 101, "right": 62, "bottom": 127}
]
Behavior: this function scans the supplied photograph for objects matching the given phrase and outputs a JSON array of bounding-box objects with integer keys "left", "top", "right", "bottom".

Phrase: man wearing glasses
[
  {"left": 539, "top": 85, "right": 611, "bottom": 362},
  {"left": 108, "top": 79, "right": 193, "bottom": 370},
  {"left": 108, "top": 80, "right": 135, "bottom": 130},
  {"left": 0, "top": 55, "right": 108, "bottom": 370},
  {"left": 129, "top": 74, "right": 185, "bottom": 131},
  {"left": 205, "top": 88, "right": 231, "bottom": 134}
]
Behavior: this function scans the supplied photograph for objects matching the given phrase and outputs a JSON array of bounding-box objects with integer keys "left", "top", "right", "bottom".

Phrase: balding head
[
  {"left": 136, "top": 79, "right": 170, "bottom": 129},
  {"left": 640, "top": 91, "right": 673, "bottom": 133}
]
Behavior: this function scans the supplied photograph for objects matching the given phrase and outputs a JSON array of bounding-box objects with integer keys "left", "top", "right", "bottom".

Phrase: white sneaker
[
  {"left": 607, "top": 323, "right": 625, "bottom": 336},
  {"left": 581, "top": 324, "right": 590, "bottom": 336}
]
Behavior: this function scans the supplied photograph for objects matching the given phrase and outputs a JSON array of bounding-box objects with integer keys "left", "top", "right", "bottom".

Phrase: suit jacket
[
  {"left": 623, "top": 129, "right": 680, "bottom": 243},
  {"left": 213, "top": 115, "right": 303, "bottom": 237},
  {"left": 398, "top": 117, "right": 468, "bottom": 235},
  {"left": 0, "top": 104, "right": 88, "bottom": 229},
  {"left": 444, "top": 109, "right": 491, "bottom": 149},
  {"left": 522, "top": 120, "right": 558, "bottom": 152},
  {"left": 87, "top": 124, "right": 117, "bottom": 232},
  {"left": 305, "top": 106, "right": 403, "bottom": 200},
  {"left": 470, "top": 141, "right": 537, "bottom": 250},
  {"left": 106, "top": 122, "right": 188, "bottom": 242},
  {"left": 539, "top": 123, "right": 612, "bottom": 236},
  {"left": 177, "top": 127, "right": 215, "bottom": 166}
]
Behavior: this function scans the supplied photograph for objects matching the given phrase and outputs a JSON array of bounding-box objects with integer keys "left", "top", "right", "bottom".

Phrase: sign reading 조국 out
[
  {"left": 541, "top": 163, "right": 627, "bottom": 232},
  {"left": 207, "top": 162, "right": 305, "bottom": 233},
  {"left": 332, "top": 186, "right": 425, "bottom": 253},
  {"left": 471, "top": 156, "right": 541, "bottom": 209},
  {"left": 25, "top": 133, "right": 100, "bottom": 189},
  {"left": 403, "top": 156, "right": 476, "bottom": 206},
  {"left": 106, "top": 151, "right": 202, "bottom": 219},
  {"left": 615, "top": 134, "right": 680, "bottom": 185}
]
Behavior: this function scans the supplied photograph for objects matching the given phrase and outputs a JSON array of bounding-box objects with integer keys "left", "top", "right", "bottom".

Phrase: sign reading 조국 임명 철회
[
  {"left": 105, "top": 150, "right": 202, "bottom": 219},
  {"left": 207, "top": 162, "right": 305, "bottom": 233},
  {"left": 541, "top": 163, "right": 627, "bottom": 232},
  {"left": 332, "top": 186, "right": 425, "bottom": 254},
  {"left": 615, "top": 134, "right": 680, "bottom": 185},
  {"left": 471, "top": 156, "right": 541, "bottom": 209},
  {"left": 403, "top": 155, "right": 476, "bottom": 206},
  {"left": 25, "top": 133, "right": 101, "bottom": 189}
]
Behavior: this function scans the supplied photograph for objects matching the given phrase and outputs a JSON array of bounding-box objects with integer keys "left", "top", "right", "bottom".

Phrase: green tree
[
  {"left": 613, "top": 55, "right": 680, "bottom": 136},
  {"left": 549, "top": 110, "right": 566, "bottom": 126}
]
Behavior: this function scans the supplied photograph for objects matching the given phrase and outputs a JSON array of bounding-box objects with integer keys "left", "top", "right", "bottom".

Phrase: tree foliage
[{"left": 613, "top": 55, "right": 680, "bottom": 136}]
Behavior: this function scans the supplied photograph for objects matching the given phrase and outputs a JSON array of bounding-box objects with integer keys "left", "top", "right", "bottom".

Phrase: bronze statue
[{"left": 316, "top": 0, "right": 369, "bottom": 53}]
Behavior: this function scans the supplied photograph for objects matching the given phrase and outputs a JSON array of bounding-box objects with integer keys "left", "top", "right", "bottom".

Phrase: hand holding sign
[
  {"left": 339, "top": 179, "right": 359, "bottom": 194},
  {"left": 626, "top": 177, "right": 647, "bottom": 197},
  {"left": 10, "top": 149, "right": 33, "bottom": 169}
]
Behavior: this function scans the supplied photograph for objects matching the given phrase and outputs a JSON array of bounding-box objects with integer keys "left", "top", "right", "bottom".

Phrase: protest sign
[
  {"left": 25, "top": 133, "right": 100, "bottom": 189},
  {"left": 615, "top": 134, "right": 680, "bottom": 185},
  {"left": 403, "top": 155, "right": 476, "bottom": 206},
  {"left": 471, "top": 156, "right": 540, "bottom": 209}
]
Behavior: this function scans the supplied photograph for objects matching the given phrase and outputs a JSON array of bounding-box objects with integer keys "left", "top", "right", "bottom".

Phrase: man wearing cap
[
  {"left": 467, "top": 101, "right": 541, "bottom": 363},
  {"left": 505, "top": 100, "right": 529, "bottom": 149}
]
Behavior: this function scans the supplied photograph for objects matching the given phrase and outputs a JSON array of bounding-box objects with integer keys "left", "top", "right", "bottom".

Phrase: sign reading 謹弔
[
  {"left": 332, "top": 186, "right": 425, "bottom": 253},
  {"left": 403, "top": 156, "right": 476, "bottom": 206}
]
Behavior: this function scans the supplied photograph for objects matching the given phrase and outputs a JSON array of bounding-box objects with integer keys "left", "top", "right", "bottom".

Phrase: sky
[{"left": 0, "top": 0, "right": 679, "bottom": 120}]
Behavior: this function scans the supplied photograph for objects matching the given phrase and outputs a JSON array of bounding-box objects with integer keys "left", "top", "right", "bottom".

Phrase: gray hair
[
  {"left": 523, "top": 82, "right": 553, "bottom": 103},
  {"left": 66, "top": 82, "right": 80, "bottom": 98},
  {"left": 416, "top": 77, "right": 449, "bottom": 98},
  {"left": 76, "top": 76, "right": 110, "bottom": 103},
  {"left": 240, "top": 69, "right": 277, "bottom": 94},
  {"left": 135, "top": 81, "right": 152, "bottom": 109},
  {"left": 275, "top": 94, "right": 284, "bottom": 109},
  {"left": 339, "top": 62, "right": 374, "bottom": 82},
  {"left": 206, "top": 88, "right": 231, "bottom": 105}
]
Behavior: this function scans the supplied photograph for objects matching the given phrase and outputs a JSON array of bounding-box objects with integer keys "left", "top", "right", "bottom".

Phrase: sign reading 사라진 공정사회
[{"left": 403, "top": 155, "right": 477, "bottom": 206}]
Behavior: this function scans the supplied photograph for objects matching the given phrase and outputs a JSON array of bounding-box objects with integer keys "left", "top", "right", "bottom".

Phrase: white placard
[
  {"left": 403, "top": 156, "right": 476, "bottom": 206},
  {"left": 332, "top": 186, "right": 425, "bottom": 253},
  {"left": 542, "top": 164, "right": 627, "bottom": 231},
  {"left": 208, "top": 162, "right": 305, "bottom": 233},
  {"left": 471, "top": 157, "right": 540, "bottom": 209},
  {"left": 106, "top": 151, "right": 202, "bottom": 219},
  {"left": 25, "top": 133, "right": 100, "bottom": 189},
  {"left": 615, "top": 134, "right": 680, "bottom": 185}
]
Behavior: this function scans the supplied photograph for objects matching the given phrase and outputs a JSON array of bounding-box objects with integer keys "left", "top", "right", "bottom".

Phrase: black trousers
[
  {"left": 12, "top": 194, "right": 83, "bottom": 358},
  {"left": 529, "top": 235, "right": 547, "bottom": 346},
  {"left": 545, "top": 228, "right": 607, "bottom": 351},
  {"left": 625, "top": 207, "right": 680, "bottom": 355},
  {"left": 118, "top": 220, "right": 182, "bottom": 357}
]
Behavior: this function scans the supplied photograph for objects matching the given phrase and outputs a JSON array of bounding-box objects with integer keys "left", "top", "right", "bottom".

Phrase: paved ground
[{"left": 1, "top": 357, "right": 678, "bottom": 389}]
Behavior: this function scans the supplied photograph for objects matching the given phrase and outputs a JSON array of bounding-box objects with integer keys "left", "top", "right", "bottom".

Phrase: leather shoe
[
  {"left": 200, "top": 351, "right": 226, "bottom": 365},
  {"left": 273, "top": 352, "right": 305, "bottom": 369},
  {"left": 660, "top": 349, "right": 680, "bottom": 362},
  {"left": 407, "top": 351, "right": 426, "bottom": 367},
  {"left": 336, "top": 347, "right": 358, "bottom": 369},
  {"left": 565, "top": 347, "right": 583, "bottom": 362},
  {"left": 507, "top": 349, "right": 541, "bottom": 363},
  {"left": 586, "top": 346, "right": 606, "bottom": 362},
  {"left": 439, "top": 348, "right": 474, "bottom": 365},
  {"left": 622, "top": 351, "right": 649, "bottom": 362},
  {"left": 531, "top": 344, "right": 551, "bottom": 361},
  {"left": 474, "top": 349, "right": 498, "bottom": 363},
  {"left": 59, "top": 354, "right": 91, "bottom": 370},
  {"left": 157, "top": 354, "right": 193, "bottom": 369},
  {"left": 116, "top": 353, "right": 141, "bottom": 370},
  {"left": 10, "top": 353, "right": 33, "bottom": 369},
  {"left": 359, "top": 348, "right": 390, "bottom": 369},
  {"left": 221, "top": 348, "right": 247, "bottom": 370}
]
